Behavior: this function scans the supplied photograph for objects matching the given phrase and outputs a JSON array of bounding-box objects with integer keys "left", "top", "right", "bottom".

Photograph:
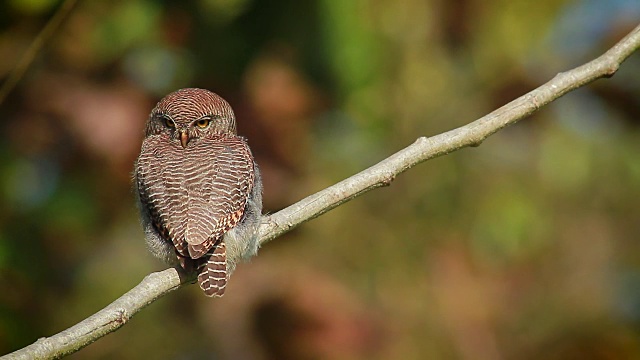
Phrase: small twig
[
  {"left": 3, "top": 23, "right": 640, "bottom": 360},
  {"left": 0, "top": 0, "right": 79, "bottom": 105}
]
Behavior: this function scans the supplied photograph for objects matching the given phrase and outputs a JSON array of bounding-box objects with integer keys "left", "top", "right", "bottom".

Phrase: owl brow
[
  {"left": 155, "top": 112, "right": 174, "bottom": 121},
  {"left": 198, "top": 114, "right": 222, "bottom": 121}
]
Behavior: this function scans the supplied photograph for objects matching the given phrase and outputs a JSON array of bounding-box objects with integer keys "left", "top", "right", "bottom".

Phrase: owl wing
[
  {"left": 135, "top": 134, "right": 255, "bottom": 260},
  {"left": 183, "top": 136, "right": 255, "bottom": 258}
]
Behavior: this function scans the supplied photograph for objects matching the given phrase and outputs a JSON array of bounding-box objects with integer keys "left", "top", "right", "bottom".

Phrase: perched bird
[{"left": 134, "top": 88, "right": 262, "bottom": 297}]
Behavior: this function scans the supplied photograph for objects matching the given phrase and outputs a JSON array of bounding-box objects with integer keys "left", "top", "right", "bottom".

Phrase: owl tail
[{"left": 197, "top": 241, "right": 228, "bottom": 297}]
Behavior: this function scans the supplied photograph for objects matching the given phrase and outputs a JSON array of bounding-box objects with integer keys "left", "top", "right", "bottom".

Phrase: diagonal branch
[
  {"left": 0, "top": 0, "right": 79, "bottom": 106},
  {"left": 4, "top": 23, "right": 640, "bottom": 360},
  {"left": 258, "top": 23, "right": 640, "bottom": 244}
]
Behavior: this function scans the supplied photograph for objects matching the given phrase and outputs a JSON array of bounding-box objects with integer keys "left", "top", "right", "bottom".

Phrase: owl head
[{"left": 145, "top": 88, "right": 237, "bottom": 148}]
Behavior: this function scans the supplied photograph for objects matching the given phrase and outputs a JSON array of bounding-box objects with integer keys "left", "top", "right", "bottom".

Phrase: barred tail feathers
[{"left": 197, "top": 242, "right": 228, "bottom": 297}]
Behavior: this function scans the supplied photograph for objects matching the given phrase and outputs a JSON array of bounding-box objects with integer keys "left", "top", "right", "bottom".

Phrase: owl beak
[{"left": 180, "top": 131, "right": 189, "bottom": 148}]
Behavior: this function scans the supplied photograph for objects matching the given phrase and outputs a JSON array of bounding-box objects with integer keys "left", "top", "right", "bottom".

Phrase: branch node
[
  {"left": 468, "top": 139, "right": 483, "bottom": 147},
  {"left": 114, "top": 309, "right": 129, "bottom": 326},
  {"left": 603, "top": 62, "right": 619, "bottom": 77},
  {"left": 414, "top": 136, "right": 429, "bottom": 145},
  {"left": 380, "top": 173, "right": 396, "bottom": 186}
]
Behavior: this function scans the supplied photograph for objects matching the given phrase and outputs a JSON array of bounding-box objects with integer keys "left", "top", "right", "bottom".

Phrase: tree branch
[
  {"left": 4, "top": 24, "right": 640, "bottom": 360},
  {"left": 259, "top": 23, "right": 640, "bottom": 244}
]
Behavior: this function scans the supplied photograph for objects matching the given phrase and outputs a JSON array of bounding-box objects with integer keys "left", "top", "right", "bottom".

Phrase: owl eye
[
  {"left": 195, "top": 118, "right": 211, "bottom": 129},
  {"left": 162, "top": 116, "right": 175, "bottom": 128}
]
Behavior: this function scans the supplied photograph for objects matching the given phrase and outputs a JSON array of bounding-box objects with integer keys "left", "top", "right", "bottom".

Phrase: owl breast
[{"left": 136, "top": 134, "right": 255, "bottom": 260}]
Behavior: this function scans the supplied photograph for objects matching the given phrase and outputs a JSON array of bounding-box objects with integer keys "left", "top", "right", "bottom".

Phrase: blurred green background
[{"left": 1, "top": 0, "right": 639, "bottom": 359}]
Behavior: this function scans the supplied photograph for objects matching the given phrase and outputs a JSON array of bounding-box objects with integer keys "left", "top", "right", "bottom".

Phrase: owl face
[{"left": 145, "top": 88, "right": 237, "bottom": 148}]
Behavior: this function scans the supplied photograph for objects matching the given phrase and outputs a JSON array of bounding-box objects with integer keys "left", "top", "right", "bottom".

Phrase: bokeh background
[{"left": 1, "top": 0, "right": 639, "bottom": 359}]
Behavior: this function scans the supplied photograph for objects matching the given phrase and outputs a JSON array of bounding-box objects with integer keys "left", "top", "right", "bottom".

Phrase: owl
[{"left": 134, "top": 88, "right": 263, "bottom": 297}]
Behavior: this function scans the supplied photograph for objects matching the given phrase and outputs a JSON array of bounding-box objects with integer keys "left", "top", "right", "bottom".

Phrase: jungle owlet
[{"left": 134, "top": 88, "right": 263, "bottom": 297}]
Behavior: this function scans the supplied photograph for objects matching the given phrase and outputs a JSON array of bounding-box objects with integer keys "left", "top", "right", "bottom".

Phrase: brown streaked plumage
[{"left": 134, "top": 88, "right": 263, "bottom": 297}]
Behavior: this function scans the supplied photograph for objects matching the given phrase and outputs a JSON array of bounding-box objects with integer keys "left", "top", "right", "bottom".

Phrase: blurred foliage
[{"left": 1, "top": 0, "right": 640, "bottom": 359}]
